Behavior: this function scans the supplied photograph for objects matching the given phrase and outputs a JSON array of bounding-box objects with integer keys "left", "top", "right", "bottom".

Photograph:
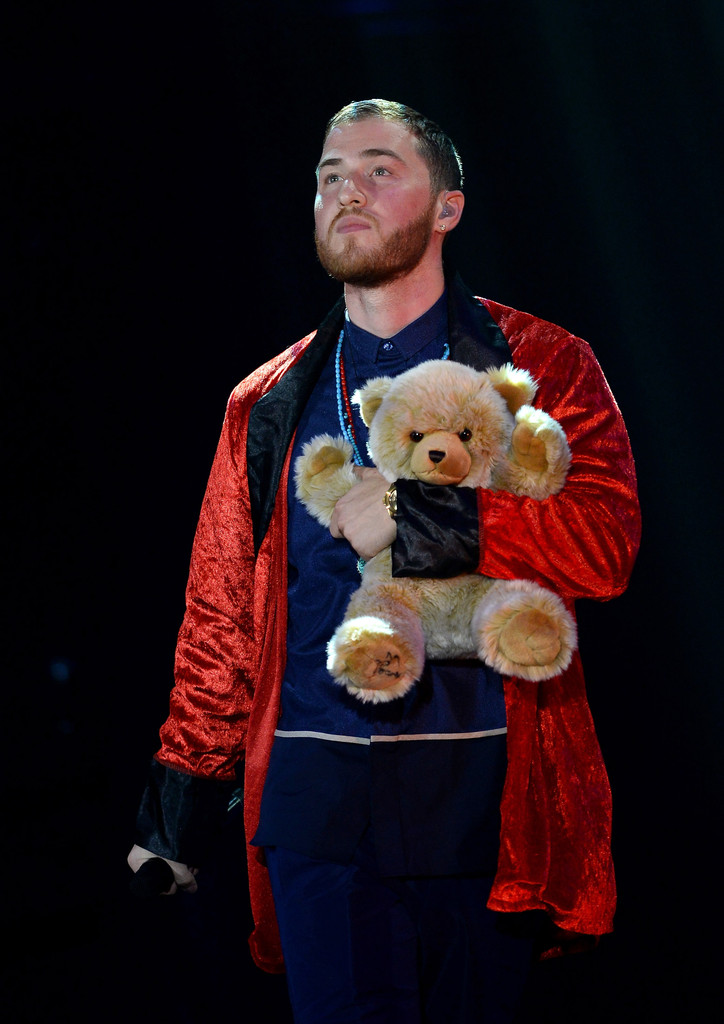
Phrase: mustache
[{"left": 330, "top": 209, "right": 376, "bottom": 229}]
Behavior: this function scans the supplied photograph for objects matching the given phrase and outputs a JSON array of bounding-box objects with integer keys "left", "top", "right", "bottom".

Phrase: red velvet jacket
[{"left": 152, "top": 292, "right": 640, "bottom": 972}]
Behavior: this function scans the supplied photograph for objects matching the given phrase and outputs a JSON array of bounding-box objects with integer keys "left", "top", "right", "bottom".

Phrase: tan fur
[
  {"left": 486, "top": 364, "right": 538, "bottom": 414},
  {"left": 295, "top": 360, "right": 576, "bottom": 702}
]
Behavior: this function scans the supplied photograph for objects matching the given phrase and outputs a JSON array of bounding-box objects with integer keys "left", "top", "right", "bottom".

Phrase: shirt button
[{"left": 382, "top": 341, "right": 394, "bottom": 352}]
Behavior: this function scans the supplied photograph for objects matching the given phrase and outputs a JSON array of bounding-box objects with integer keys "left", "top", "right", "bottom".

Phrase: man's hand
[
  {"left": 127, "top": 844, "right": 198, "bottom": 895},
  {"left": 329, "top": 467, "right": 396, "bottom": 561}
]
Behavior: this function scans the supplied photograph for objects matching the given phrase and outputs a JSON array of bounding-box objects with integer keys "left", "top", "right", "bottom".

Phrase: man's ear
[
  {"left": 436, "top": 189, "right": 464, "bottom": 233},
  {"left": 352, "top": 377, "right": 393, "bottom": 427}
]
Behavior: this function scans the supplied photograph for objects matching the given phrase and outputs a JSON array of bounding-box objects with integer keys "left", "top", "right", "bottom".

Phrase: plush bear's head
[{"left": 353, "top": 360, "right": 538, "bottom": 487}]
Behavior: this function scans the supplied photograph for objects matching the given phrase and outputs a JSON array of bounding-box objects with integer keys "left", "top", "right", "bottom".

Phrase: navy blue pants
[{"left": 265, "top": 833, "right": 540, "bottom": 1024}]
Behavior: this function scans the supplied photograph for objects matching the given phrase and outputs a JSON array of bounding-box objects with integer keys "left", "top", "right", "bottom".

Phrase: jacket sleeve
[
  {"left": 393, "top": 319, "right": 641, "bottom": 601},
  {"left": 392, "top": 481, "right": 480, "bottom": 578},
  {"left": 135, "top": 386, "right": 261, "bottom": 861}
]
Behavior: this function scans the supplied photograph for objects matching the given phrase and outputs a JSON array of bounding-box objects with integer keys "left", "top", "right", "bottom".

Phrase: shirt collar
[{"left": 344, "top": 289, "right": 448, "bottom": 363}]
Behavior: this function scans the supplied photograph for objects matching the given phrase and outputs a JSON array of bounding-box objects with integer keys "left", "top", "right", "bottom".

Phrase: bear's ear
[
  {"left": 352, "top": 377, "right": 393, "bottom": 427},
  {"left": 486, "top": 363, "right": 538, "bottom": 414}
]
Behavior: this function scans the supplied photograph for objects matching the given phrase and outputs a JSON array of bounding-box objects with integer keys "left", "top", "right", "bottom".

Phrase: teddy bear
[{"left": 294, "top": 358, "right": 577, "bottom": 704}]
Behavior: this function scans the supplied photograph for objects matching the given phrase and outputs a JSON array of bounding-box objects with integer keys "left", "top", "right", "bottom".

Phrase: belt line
[{"left": 273, "top": 727, "right": 507, "bottom": 746}]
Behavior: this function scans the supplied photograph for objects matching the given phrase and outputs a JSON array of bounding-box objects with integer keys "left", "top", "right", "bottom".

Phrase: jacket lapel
[
  {"left": 447, "top": 270, "right": 512, "bottom": 370},
  {"left": 247, "top": 298, "right": 344, "bottom": 553}
]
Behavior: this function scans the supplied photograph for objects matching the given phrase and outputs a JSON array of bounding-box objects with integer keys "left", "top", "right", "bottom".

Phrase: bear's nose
[{"left": 428, "top": 450, "right": 446, "bottom": 464}]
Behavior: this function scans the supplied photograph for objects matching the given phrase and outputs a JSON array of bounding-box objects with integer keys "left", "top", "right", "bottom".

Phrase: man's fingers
[{"left": 174, "top": 866, "right": 199, "bottom": 893}]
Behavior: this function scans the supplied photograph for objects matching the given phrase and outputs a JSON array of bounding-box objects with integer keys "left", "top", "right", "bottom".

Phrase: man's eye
[
  {"left": 410, "top": 431, "right": 424, "bottom": 443},
  {"left": 325, "top": 174, "right": 341, "bottom": 184},
  {"left": 372, "top": 167, "right": 390, "bottom": 176},
  {"left": 459, "top": 428, "right": 472, "bottom": 442}
]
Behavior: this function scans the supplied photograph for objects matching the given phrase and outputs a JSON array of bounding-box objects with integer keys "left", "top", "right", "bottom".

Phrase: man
[{"left": 129, "top": 100, "right": 641, "bottom": 1023}]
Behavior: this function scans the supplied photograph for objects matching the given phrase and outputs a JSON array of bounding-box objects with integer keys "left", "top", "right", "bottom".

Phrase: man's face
[{"left": 314, "top": 118, "right": 439, "bottom": 288}]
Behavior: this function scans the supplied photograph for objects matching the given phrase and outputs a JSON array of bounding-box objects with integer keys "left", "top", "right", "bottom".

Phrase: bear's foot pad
[
  {"left": 497, "top": 609, "right": 562, "bottom": 667},
  {"left": 328, "top": 631, "right": 420, "bottom": 702},
  {"left": 332, "top": 637, "right": 410, "bottom": 688}
]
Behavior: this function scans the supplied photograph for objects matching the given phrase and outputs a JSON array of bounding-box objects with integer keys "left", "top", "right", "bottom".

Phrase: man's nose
[{"left": 338, "top": 177, "right": 366, "bottom": 205}]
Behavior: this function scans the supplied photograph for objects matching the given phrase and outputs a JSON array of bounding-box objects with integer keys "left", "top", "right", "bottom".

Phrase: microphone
[{"left": 129, "top": 856, "right": 177, "bottom": 898}]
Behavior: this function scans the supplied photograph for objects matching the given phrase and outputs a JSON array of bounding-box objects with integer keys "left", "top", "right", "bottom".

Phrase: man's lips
[{"left": 334, "top": 217, "right": 373, "bottom": 234}]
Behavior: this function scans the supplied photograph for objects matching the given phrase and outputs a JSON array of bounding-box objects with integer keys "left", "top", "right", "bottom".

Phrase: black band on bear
[{"left": 391, "top": 480, "right": 480, "bottom": 579}]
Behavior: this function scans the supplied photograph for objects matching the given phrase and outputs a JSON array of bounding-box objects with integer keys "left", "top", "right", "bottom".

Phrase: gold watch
[{"left": 383, "top": 482, "right": 398, "bottom": 519}]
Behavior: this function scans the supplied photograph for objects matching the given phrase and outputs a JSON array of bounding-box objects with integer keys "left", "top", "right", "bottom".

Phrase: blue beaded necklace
[{"left": 335, "top": 329, "right": 365, "bottom": 466}]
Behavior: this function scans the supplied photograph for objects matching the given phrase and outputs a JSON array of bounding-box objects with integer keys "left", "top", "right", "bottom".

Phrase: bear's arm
[{"left": 392, "top": 315, "right": 640, "bottom": 601}]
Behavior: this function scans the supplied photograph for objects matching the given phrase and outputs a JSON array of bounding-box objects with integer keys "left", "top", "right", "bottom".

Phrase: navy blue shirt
[{"left": 253, "top": 294, "right": 508, "bottom": 876}]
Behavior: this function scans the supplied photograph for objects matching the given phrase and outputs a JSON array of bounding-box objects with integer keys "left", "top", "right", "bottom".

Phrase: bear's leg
[
  {"left": 472, "top": 579, "right": 577, "bottom": 682},
  {"left": 327, "top": 593, "right": 425, "bottom": 703}
]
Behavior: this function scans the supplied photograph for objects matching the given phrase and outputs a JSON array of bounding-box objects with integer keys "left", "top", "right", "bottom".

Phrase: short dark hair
[{"left": 324, "top": 99, "right": 464, "bottom": 193}]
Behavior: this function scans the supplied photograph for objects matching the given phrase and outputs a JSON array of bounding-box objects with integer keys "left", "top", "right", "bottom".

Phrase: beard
[{"left": 315, "top": 198, "right": 438, "bottom": 288}]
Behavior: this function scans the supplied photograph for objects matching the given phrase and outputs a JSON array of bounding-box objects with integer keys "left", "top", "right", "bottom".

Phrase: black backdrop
[{"left": 4, "top": 2, "right": 722, "bottom": 1021}]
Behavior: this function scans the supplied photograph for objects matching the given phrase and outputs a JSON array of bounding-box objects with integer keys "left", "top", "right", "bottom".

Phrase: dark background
[{"left": 3, "top": 1, "right": 722, "bottom": 1021}]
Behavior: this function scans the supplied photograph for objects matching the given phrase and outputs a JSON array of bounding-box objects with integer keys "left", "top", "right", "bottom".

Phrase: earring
[{"left": 440, "top": 223, "right": 446, "bottom": 231}]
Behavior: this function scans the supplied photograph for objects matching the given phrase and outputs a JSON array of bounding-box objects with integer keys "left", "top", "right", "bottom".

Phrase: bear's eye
[
  {"left": 410, "top": 431, "right": 424, "bottom": 443},
  {"left": 458, "top": 428, "right": 472, "bottom": 442}
]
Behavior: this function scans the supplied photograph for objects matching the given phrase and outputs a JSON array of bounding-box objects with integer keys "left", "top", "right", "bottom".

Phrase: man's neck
[{"left": 343, "top": 262, "right": 446, "bottom": 339}]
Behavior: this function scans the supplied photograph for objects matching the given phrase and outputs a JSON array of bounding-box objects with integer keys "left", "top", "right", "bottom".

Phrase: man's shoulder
[
  {"left": 482, "top": 298, "right": 578, "bottom": 348},
  {"left": 480, "top": 297, "right": 595, "bottom": 371},
  {"left": 227, "top": 329, "right": 319, "bottom": 410}
]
